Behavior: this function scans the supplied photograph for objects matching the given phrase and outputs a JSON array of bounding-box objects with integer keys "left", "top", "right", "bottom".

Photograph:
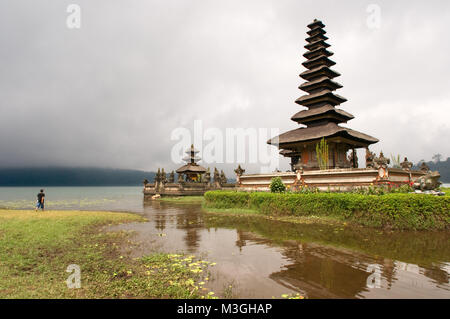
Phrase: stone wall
[
  {"left": 237, "top": 167, "right": 426, "bottom": 192},
  {"left": 143, "top": 181, "right": 235, "bottom": 197}
]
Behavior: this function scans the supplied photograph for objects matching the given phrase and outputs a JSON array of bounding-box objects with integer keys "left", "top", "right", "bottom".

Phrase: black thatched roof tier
[
  {"left": 299, "top": 76, "right": 342, "bottom": 93},
  {"left": 267, "top": 122, "right": 379, "bottom": 147},
  {"left": 307, "top": 19, "right": 325, "bottom": 29},
  {"left": 306, "top": 33, "right": 328, "bottom": 43},
  {"left": 295, "top": 90, "right": 347, "bottom": 107},
  {"left": 182, "top": 156, "right": 201, "bottom": 162},
  {"left": 304, "top": 40, "right": 330, "bottom": 51},
  {"left": 300, "top": 65, "right": 340, "bottom": 81},
  {"left": 291, "top": 105, "right": 354, "bottom": 124},
  {"left": 176, "top": 163, "right": 207, "bottom": 174},
  {"left": 303, "top": 47, "right": 333, "bottom": 60},
  {"left": 185, "top": 144, "right": 199, "bottom": 154},
  {"left": 306, "top": 28, "right": 326, "bottom": 37},
  {"left": 302, "top": 55, "right": 336, "bottom": 70}
]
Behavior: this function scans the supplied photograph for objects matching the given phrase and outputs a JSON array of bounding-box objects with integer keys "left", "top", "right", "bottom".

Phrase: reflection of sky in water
[
  {"left": 360, "top": 261, "right": 450, "bottom": 299},
  {"left": 1, "top": 187, "right": 449, "bottom": 298}
]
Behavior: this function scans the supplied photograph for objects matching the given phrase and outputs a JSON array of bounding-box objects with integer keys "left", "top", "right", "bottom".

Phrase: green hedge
[{"left": 203, "top": 191, "right": 450, "bottom": 230}]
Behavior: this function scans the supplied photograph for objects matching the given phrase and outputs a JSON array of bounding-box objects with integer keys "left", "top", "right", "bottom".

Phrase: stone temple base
[
  {"left": 237, "top": 167, "right": 426, "bottom": 192},
  {"left": 143, "top": 182, "right": 236, "bottom": 197}
]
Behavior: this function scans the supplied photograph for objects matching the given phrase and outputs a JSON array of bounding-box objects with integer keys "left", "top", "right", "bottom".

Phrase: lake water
[{"left": 1, "top": 186, "right": 449, "bottom": 299}]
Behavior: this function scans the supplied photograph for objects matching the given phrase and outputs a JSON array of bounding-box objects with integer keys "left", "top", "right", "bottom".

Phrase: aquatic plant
[
  {"left": 390, "top": 154, "right": 401, "bottom": 168},
  {"left": 316, "top": 138, "right": 329, "bottom": 170}
]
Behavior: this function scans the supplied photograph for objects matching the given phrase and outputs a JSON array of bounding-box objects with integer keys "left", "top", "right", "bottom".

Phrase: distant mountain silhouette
[
  {"left": 413, "top": 158, "right": 450, "bottom": 183},
  {"left": 0, "top": 167, "right": 155, "bottom": 186}
]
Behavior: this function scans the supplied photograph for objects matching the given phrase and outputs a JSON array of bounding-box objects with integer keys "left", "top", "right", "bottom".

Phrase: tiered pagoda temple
[
  {"left": 268, "top": 19, "right": 379, "bottom": 171},
  {"left": 176, "top": 144, "right": 207, "bottom": 182},
  {"left": 144, "top": 18, "right": 437, "bottom": 194}
]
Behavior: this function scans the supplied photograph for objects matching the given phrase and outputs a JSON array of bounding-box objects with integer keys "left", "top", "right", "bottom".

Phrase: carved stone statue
[
  {"left": 234, "top": 165, "right": 245, "bottom": 177},
  {"left": 177, "top": 173, "right": 184, "bottom": 183},
  {"left": 213, "top": 167, "right": 220, "bottom": 183},
  {"left": 220, "top": 170, "right": 227, "bottom": 185},
  {"left": 160, "top": 168, "right": 167, "bottom": 184},
  {"left": 204, "top": 168, "right": 211, "bottom": 184},
  {"left": 365, "top": 147, "right": 376, "bottom": 168},
  {"left": 154, "top": 168, "right": 161, "bottom": 183},
  {"left": 400, "top": 157, "right": 413, "bottom": 171},
  {"left": 234, "top": 165, "right": 245, "bottom": 184},
  {"left": 293, "top": 163, "right": 304, "bottom": 173},
  {"left": 374, "top": 151, "right": 390, "bottom": 169},
  {"left": 168, "top": 171, "right": 175, "bottom": 183},
  {"left": 420, "top": 162, "right": 430, "bottom": 173},
  {"left": 413, "top": 171, "right": 442, "bottom": 191}
]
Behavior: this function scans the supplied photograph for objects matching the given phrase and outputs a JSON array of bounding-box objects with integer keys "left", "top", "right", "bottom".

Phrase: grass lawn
[{"left": 0, "top": 210, "right": 214, "bottom": 299}]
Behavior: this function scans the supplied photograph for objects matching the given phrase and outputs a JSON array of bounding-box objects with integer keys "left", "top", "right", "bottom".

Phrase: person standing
[{"left": 35, "top": 189, "right": 45, "bottom": 212}]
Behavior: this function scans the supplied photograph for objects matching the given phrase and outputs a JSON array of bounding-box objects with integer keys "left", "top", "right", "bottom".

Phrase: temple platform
[
  {"left": 237, "top": 167, "right": 426, "bottom": 192},
  {"left": 143, "top": 182, "right": 236, "bottom": 197}
]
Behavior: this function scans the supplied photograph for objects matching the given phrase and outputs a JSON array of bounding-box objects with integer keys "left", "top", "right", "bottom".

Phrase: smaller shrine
[{"left": 143, "top": 144, "right": 235, "bottom": 197}]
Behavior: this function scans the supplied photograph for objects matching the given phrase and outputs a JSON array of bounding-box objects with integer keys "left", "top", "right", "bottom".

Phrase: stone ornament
[
  {"left": 400, "top": 157, "right": 413, "bottom": 171},
  {"left": 365, "top": 148, "right": 376, "bottom": 168},
  {"left": 213, "top": 167, "right": 220, "bottom": 183},
  {"left": 220, "top": 170, "right": 227, "bottom": 185},
  {"left": 168, "top": 171, "right": 175, "bottom": 183},
  {"left": 374, "top": 151, "right": 390, "bottom": 169},
  {"left": 160, "top": 168, "right": 167, "bottom": 184},
  {"left": 154, "top": 168, "right": 161, "bottom": 183},
  {"left": 413, "top": 171, "right": 442, "bottom": 191},
  {"left": 204, "top": 168, "right": 211, "bottom": 184},
  {"left": 420, "top": 162, "right": 430, "bottom": 173}
]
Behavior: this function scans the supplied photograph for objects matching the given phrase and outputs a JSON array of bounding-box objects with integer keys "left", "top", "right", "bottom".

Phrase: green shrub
[
  {"left": 349, "top": 184, "right": 413, "bottom": 195},
  {"left": 203, "top": 191, "right": 450, "bottom": 230},
  {"left": 294, "top": 186, "right": 320, "bottom": 194},
  {"left": 270, "top": 177, "right": 286, "bottom": 193},
  {"left": 204, "top": 191, "right": 250, "bottom": 209}
]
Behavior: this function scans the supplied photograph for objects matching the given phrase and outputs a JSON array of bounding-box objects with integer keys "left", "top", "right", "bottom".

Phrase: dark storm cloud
[{"left": 0, "top": 0, "right": 449, "bottom": 174}]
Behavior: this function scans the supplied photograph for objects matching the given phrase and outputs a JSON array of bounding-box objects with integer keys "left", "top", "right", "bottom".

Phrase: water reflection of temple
[
  {"left": 176, "top": 209, "right": 203, "bottom": 252},
  {"left": 143, "top": 200, "right": 202, "bottom": 252},
  {"left": 233, "top": 230, "right": 371, "bottom": 298},
  {"left": 235, "top": 230, "right": 247, "bottom": 252},
  {"left": 142, "top": 202, "right": 450, "bottom": 298},
  {"left": 204, "top": 215, "right": 450, "bottom": 298}
]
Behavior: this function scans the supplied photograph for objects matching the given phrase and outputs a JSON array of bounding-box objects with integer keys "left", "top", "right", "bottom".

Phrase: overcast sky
[{"left": 0, "top": 0, "right": 449, "bottom": 174}]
